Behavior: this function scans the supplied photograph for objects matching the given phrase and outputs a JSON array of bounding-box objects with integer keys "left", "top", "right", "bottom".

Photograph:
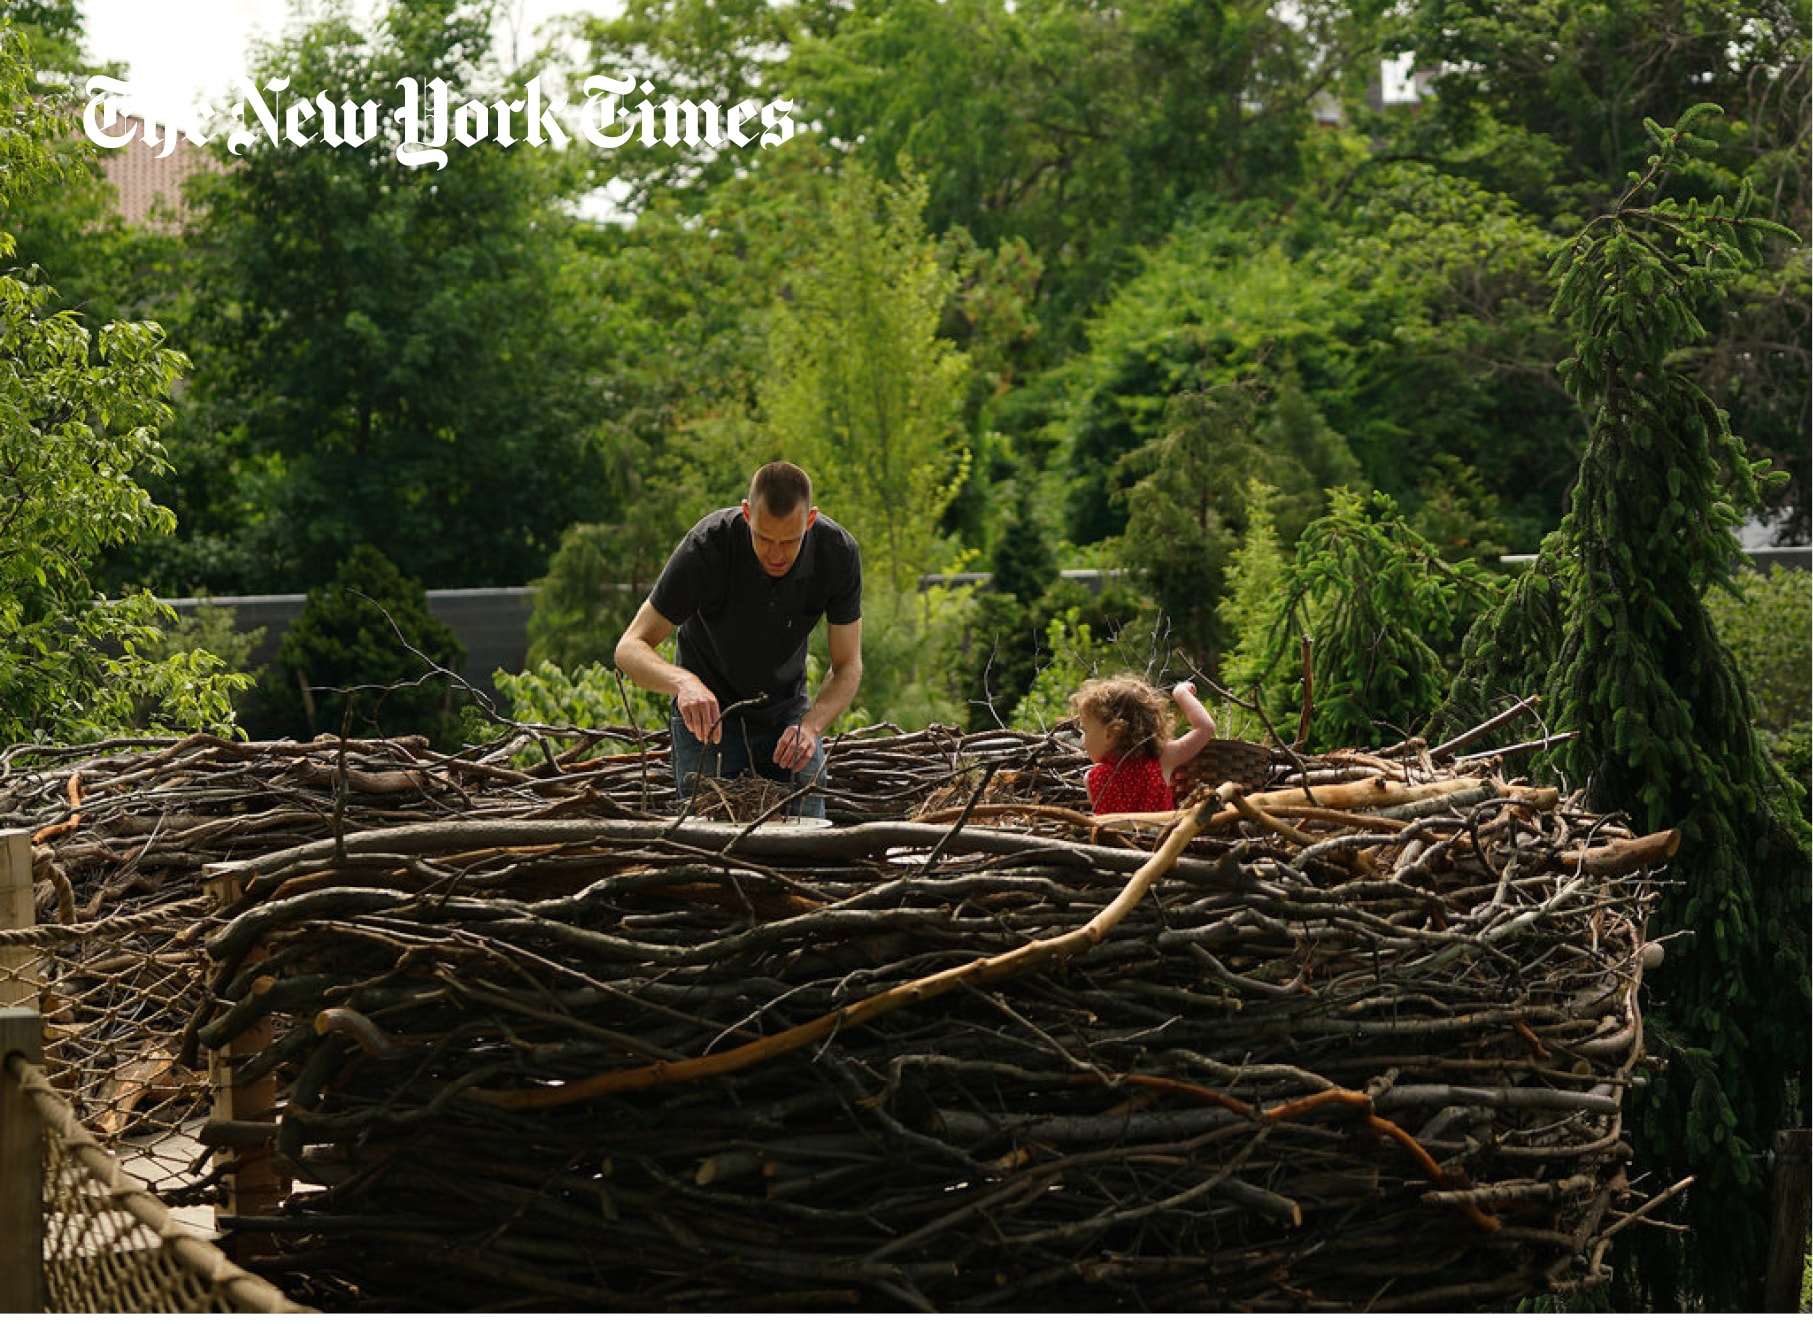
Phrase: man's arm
[
  {"left": 774, "top": 618, "right": 863, "bottom": 771},
  {"left": 614, "top": 599, "right": 721, "bottom": 741}
]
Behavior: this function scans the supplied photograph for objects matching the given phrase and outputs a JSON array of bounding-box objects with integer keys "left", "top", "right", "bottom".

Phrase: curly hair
[{"left": 1069, "top": 674, "right": 1169, "bottom": 762}]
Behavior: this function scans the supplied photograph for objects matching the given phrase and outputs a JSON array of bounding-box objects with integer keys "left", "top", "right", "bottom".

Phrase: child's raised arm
[{"left": 1159, "top": 680, "right": 1218, "bottom": 782}]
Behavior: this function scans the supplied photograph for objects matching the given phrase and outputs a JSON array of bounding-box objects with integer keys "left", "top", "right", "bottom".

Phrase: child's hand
[{"left": 1171, "top": 680, "right": 1195, "bottom": 701}]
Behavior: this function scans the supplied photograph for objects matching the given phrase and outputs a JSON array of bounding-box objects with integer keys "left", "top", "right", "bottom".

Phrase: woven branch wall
[{"left": 0, "top": 726, "right": 1667, "bottom": 1311}]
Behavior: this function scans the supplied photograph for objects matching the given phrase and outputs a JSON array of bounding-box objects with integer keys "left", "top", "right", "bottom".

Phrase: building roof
[{"left": 95, "top": 117, "right": 219, "bottom": 231}]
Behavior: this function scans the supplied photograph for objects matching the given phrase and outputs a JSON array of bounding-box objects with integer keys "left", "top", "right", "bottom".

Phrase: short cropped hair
[
  {"left": 749, "top": 461, "right": 813, "bottom": 517},
  {"left": 1070, "top": 674, "right": 1168, "bottom": 762}
]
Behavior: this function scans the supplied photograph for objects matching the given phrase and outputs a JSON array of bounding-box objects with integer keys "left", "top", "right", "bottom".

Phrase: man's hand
[
  {"left": 773, "top": 721, "right": 817, "bottom": 772},
  {"left": 617, "top": 600, "right": 723, "bottom": 742},
  {"left": 675, "top": 676, "right": 722, "bottom": 744}
]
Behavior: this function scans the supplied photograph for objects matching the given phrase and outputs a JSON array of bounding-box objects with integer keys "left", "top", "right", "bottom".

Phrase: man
[{"left": 614, "top": 462, "right": 862, "bottom": 818}]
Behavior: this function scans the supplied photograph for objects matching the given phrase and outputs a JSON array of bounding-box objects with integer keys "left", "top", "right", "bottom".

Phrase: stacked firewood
[{"left": 0, "top": 725, "right": 1671, "bottom": 1310}]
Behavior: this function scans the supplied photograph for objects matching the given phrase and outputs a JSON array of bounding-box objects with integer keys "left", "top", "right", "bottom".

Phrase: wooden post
[
  {"left": 1765, "top": 1128, "right": 1811, "bottom": 1312},
  {"left": 1, "top": 822, "right": 45, "bottom": 1311},
  {"left": 1, "top": 1010, "right": 45, "bottom": 1311},
  {"left": 0, "top": 830, "right": 36, "bottom": 1012},
  {"left": 204, "top": 873, "right": 285, "bottom": 1251}
]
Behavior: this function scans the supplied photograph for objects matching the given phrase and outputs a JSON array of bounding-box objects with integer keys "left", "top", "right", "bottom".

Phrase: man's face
[{"left": 743, "top": 499, "right": 818, "bottom": 578}]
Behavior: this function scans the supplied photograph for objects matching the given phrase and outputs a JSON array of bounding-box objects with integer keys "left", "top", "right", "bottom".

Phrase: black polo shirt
[{"left": 648, "top": 506, "right": 862, "bottom": 716}]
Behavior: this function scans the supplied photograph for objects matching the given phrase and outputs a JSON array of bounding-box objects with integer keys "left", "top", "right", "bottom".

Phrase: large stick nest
[{"left": 0, "top": 724, "right": 1671, "bottom": 1311}]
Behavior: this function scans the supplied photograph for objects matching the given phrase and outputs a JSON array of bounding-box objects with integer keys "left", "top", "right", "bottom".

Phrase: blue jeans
[{"left": 669, "top": 701, "right": 828, "bottom": 819}]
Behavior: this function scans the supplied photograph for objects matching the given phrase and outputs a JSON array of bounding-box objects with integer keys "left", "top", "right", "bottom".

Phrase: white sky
[{"left": 78, "top": 0, "right": 624, "bottom": 125}]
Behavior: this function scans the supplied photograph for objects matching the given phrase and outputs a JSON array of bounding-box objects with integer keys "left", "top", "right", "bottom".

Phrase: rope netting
[
  {"left": 0, "top": 721, "right": 1680, "bottom": 1310},
  {"left": 3, "top": 1051, "right": 306, "bottom": 1312}
]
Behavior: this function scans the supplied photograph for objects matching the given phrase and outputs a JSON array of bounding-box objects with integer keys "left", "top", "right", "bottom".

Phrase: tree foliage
[
  {"left": 259, "top": 545, "right": 469, "bottom": 748},
  {"left": 130, "top": 0, "right": 612, "bottom": 593},
  {"left": 1055, "top": 163, "right": 1567, "bottom": 553},
  {"left": 1440, "top": 109, "right": 1810, "bottom": 1311},
  {"left": 1386, "top": 0, "right": 1811, "bottom": 537},
  {"left": 1247, "top": 489, "right": 1500, "bottom": 750},
  {"left": 1705, "top": 565, "right": 1811, "bottom": 765},
  {"left": 1218, "top": 478, "right": 1291, "bottom": 732},
  {"left": 525, "top": 520, "right": 677, "bottom": 670},
  {"left": 988, "top": 485, "right": 1059, "bottom": 609},
  {"left": 0, "top": 0, "right": 181, "bottom": 326},
  {"left": 1110, "top": 380, "right": 1267, "bottom": 670},
  {"left": 0, "top": 23, "right": 246, "bottom": 746},
  {"left": 490, "top": 659, "right": 669, "bottom": 734},
  {"left": 760, "top": 164, "right": 969, "bottom": 596}
]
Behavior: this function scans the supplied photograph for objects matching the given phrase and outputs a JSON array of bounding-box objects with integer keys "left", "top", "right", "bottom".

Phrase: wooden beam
[
  {"left": 1765, "top": 1128, "right": 1811, "bottom": 1312},
  {"left": 0, "top": 830, "right": 36, "bottom": 1013},
  {"left": 0, "top": 1010, "right": 46, "bottom": 1311},
  {"left": 204, "top": 870, "right": 285, "bottom": 1252}
]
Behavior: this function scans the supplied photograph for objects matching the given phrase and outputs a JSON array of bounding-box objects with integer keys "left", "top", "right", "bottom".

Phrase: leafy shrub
[
  {"left": 1706, "top": 564, "right": 1812, "bottom": 793},
  {"left": 1248, "top": 489, "right": 1502, "bottom": 750},
  {"left": 954, "top": 577, "right": 1153, "bottom": 730},
  {"left": 257, "top": 545, "right": 470, "bottom": 747},
  {"left": 526, "top": 520, "right": 677, "bottom": 669},
  {"left": 491, "top": 659, "right": 670, "bottom": 734}
]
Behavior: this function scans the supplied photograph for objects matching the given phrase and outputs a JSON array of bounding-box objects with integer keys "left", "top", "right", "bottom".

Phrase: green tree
[
  {"left": 786, "top": 0, "right": 1364, "bottom": 350},
  {"left": 1706, "top": 565, "right": 1812, "bottom": 798},
  {"left": 1386, "top": 0, "right": 1811, "bottom": 538},
  {"left": 1248, "top": 489, "right": 1499, "bottom": 750},
  {"left": 760, "top": 164, "right": 969, "bottom": 595},
  {"left": 586, "top": 0, "right": 1386, "bottom": 356},
  {"left": 258, "top": 545, "right": 469, "bottom": 747},
  {"left": 136, "top": 0, "right": 610, "bottom": 593},
  {"left": 570, "top": 0, "right": 798, "bottom": 211},
  {"left": 1218, "top": 477, "right": 1291, "bottom": 729},
  {"left": 1705, "top": 565, "right": 1811, "bottom": 743},
  {"left": 1440, "top": 110, "right": 1811, "bottom": 1311},
  {"left": 1054, "top": 165, "right": 1569, "bottom": 553},
  {"left": 988, "top": 485, "right": 1059, "bottom": 608},
  {"left": 0, "top": 23, "right": 246, "bottom": 745},
  {"left": 0, "top": 1, "right": 181, "bottom": 326},
  {"left": 1112, "top": 378, "right": 1292, "bottom": 670},
  {"left": 526, "top": 517, "right": 687, "bottom": 670}
]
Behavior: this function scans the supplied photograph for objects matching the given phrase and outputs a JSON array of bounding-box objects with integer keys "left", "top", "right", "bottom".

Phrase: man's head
[{"left": 743, "top": 461, "right": 818, "bottom": 578}]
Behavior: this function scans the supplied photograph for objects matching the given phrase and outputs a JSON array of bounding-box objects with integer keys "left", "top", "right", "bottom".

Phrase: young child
[{"left": 1070, "top": 674, "right": 1217, "bottom": 815}]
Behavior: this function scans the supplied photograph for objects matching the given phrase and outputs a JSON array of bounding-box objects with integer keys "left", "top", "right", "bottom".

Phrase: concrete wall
[
  {"left": 165, "top": 588, "right": 538, "bottom": 701},
  {"left": 170, "top": 547, "right": 1811, "bottom": 704}
]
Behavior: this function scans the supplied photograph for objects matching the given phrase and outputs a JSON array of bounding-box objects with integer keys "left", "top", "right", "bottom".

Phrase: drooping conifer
[{"left": 1441, "top": 107, "right": 1811, "bottom": 1310}]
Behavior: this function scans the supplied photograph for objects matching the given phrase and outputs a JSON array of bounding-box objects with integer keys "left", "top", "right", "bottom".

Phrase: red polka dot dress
[{"left": 1087, "top": 754, "right": 1175, "bottom": 814}]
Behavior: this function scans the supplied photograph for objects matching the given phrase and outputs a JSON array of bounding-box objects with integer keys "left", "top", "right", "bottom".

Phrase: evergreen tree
[
  {"left": 1440, "top": 108, "right": 1811, "bottom": 1310},
  {"left": 1112, "top": 381, "right": 1260, "bottom": 670},
  {"left": 259, "top": 545, "right": 469, "bottom": 749},
  {"left": 1256, "top": 488, "right": 1498, "bottom": 750},
  {"left": 989, "top": 486, "right": 1059, "bottom": 607},
  {"left": 1218, "top": 477, "right": 1291, "bottom": 726}
]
